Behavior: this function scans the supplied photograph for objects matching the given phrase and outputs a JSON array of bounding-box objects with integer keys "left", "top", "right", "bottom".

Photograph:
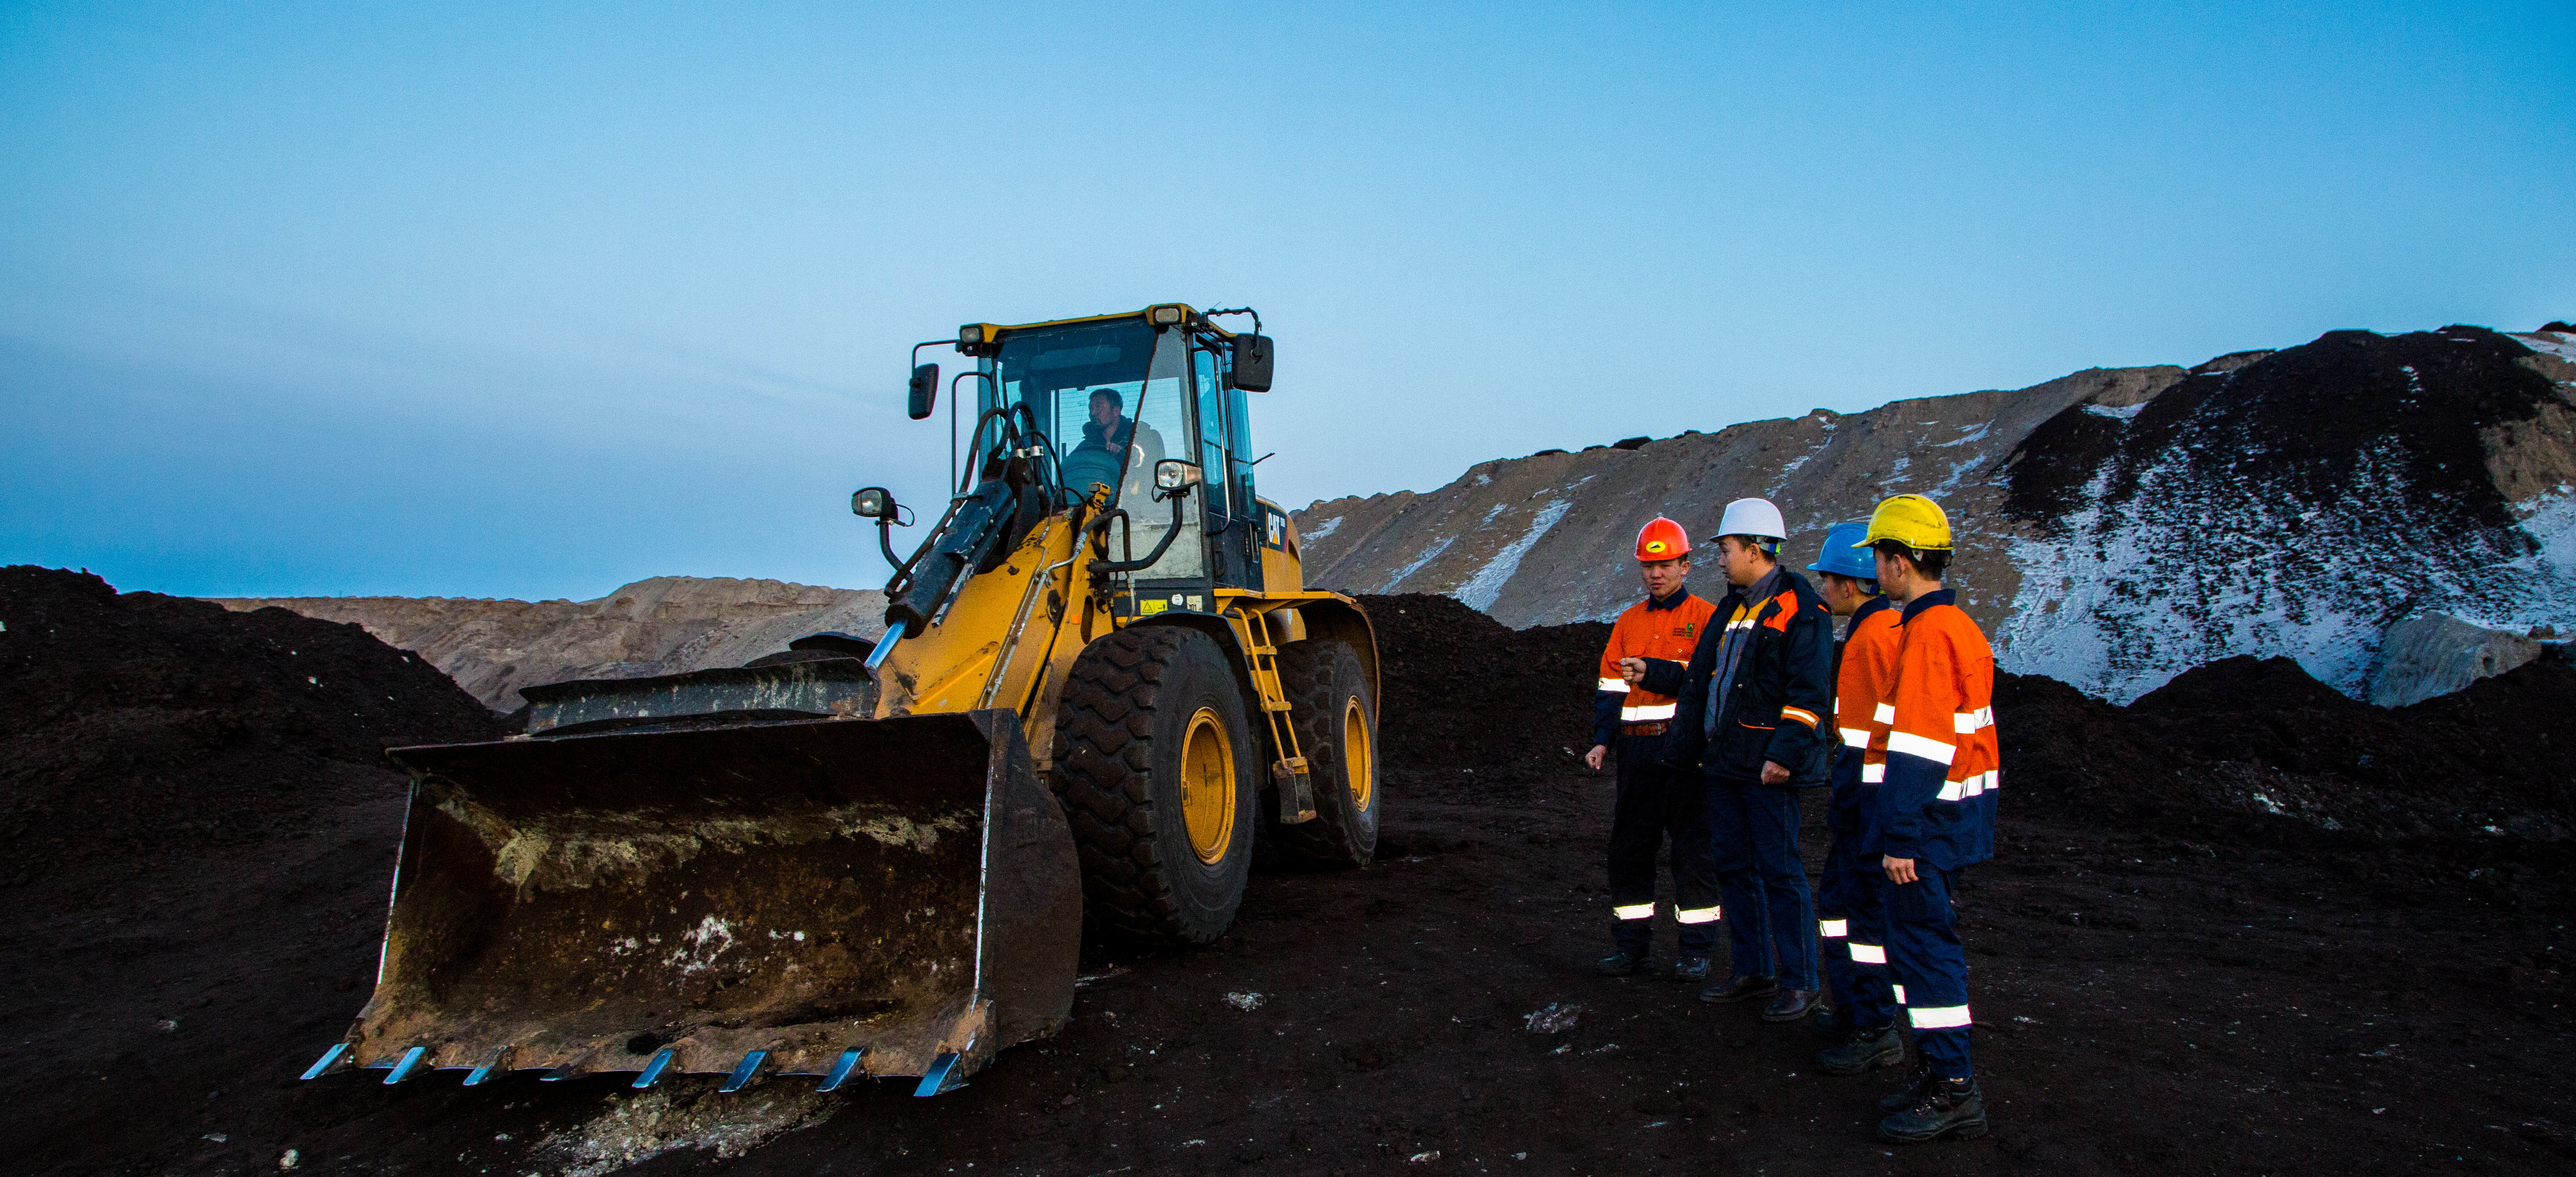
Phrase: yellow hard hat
[{"left": 1854, "top": 494, "right": 1952, "bottom": 551}]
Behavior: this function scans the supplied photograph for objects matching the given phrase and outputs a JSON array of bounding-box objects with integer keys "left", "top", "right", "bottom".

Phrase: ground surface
[{"left": 4, "top": 574, "right": 2572, "bottom": 1175}]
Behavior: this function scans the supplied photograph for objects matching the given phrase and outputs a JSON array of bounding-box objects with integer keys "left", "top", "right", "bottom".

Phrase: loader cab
[{"left": 967, "top": 305, "right": 1273, "bottom": 611}]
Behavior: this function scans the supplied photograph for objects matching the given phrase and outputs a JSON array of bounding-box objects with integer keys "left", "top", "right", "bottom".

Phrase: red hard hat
[{"left": 1636, "top": 516, "right": 1690, "bottom": 561}]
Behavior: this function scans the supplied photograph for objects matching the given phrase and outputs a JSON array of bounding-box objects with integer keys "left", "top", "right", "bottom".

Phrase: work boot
[
  {"left": 1818, "top": 1023, "right": 1904, "bottom": 1075},
  {"left": 1879, "top": 1063, "right": 1933, "bottom": 1112},
  {"left": 1595, "top": 950, "right": 1651, "bottom": 977},
  {"left": 1671, "top": 956, "right": 1712, "bottom": 983},
  {"left": 1878, "top": 1076, "right": 1988, "bottom": 1144},
  {"left": 1760, "top": 988, "right": 1823, "bottom": 1023},
  {"left": 1698, "top": 975, "right": 1778, "bottom": 1004}
]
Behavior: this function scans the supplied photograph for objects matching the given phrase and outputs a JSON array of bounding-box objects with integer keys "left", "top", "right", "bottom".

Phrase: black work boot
[
  {"left": 1879, "top": 1063, "right": 1932, "bottom": 1111},
  {"left": 1697, "top": 975, "right": 1778, "bottom": 1004},
  {"left": 1671, "top": 956, "right": 1712, "bottom": 983},
  {"left": 1595, "top": 950, "right": 1651, "bottom": 977},
  {"left": 1760, "top": 988, "right": 1823, "bottom": 1023},
  {"left": 1818, "top": 1023, "right": 1904, "bottom": 1075},
  {"left": 1878, "top": 1076, "right": 1988, "bottom": 1144}
]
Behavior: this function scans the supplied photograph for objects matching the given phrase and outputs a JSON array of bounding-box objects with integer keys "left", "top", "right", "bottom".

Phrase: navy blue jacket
[{"left": 1644, "top": 567, "right": 1837, "bottom": 786}]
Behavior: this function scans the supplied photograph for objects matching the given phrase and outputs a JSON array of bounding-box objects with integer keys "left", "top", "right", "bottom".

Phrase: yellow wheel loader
[{"left": 299, "top": 304, "right": 1381, "bottom": 1098}]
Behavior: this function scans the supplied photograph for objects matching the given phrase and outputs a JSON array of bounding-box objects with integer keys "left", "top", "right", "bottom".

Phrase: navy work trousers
[
  {"left": 1885, "top": 864, "right": 1974, "bottom": 1079},
  {"left": 1818, "top": 834, "right": 1897, "bottom": 1029},
  {"left": 1706, "top": 778, "right": 1817, "bottom": 990},
  {"left": 1606, "top": 737, "right": 1720, "bottom": 958}
]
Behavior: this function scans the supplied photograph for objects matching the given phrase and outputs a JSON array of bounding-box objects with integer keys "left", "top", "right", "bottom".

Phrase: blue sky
[{"left": 5, "top": 1, "right": 2569, "bottom": 598}]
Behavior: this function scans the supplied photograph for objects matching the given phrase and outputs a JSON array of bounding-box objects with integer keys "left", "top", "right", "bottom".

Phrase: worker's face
[
  {"left": 1872, "top": 546, "right": 1920, "bottom": 603},
  {"left": 1717, "top": 537, "right": 1774, "bottom": 588},
  {"left": 1089, "top": 395, "right": 1119, "bottom": 428},
  {"left": 1818, "top": 572, "right": 1876, "bottom": 616},
  {"left": 1638, "top": 557, "right": 1688, "bottom": 599}
]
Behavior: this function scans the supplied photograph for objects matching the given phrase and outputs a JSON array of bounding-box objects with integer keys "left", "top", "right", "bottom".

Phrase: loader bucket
[{"left": 327, "top": 710, "right": 1080, "bottom": 1092}]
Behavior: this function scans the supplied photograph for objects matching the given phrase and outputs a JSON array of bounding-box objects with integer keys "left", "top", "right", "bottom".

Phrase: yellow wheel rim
[
  {"left": 1342, "top": 695, "right": 1374, "bottom": 810},
  {"left": 1180, "top": 707, "right": 1236, "bottom": 865}
]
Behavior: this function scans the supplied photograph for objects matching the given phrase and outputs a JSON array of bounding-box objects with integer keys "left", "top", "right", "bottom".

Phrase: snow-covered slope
[{"left": 1295, "top": 325, "right": 2576, "bottom": 702}]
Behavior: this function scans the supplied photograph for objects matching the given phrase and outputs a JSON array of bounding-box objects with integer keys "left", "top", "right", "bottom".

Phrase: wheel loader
[{"left": 299, "top": 304, "right": 1381, "bottom": 1098}]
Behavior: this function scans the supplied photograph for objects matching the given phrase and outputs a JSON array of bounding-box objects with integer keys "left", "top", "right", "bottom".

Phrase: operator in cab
[{"left": 1062, "top": 387, "right": 1165, "bottom": 503}]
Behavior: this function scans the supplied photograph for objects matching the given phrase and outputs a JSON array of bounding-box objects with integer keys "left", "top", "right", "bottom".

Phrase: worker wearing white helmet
[{"left": 1629, "top": 497, "right": 1836, "bottom": 1023}]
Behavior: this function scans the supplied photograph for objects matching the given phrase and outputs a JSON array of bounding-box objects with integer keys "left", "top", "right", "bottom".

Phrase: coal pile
[
  {"left": 0, "top": 566, "right": 509, "bottom": 898},
  {"left": 1357, "top": 593, "right": 1609, "bottom": 788},
  {"left": 0, "top": 567, "right": 512, "bottom": 1174},
  {"left": 1998, "top": 654, "right": 2576, "bottom": 846}
]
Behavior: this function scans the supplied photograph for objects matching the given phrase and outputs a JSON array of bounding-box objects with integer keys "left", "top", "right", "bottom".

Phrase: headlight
[
  {"left": 958, "top": 325, "right": 983, "bottom": 347},
  {"left": 1147, "top": 304, "right": 1185, "bottom": 326},
  {"left": 851, "top": 486, "right": 894, "bottom": 518},
  {"left": 1153, "top": 460, "right": 1203, "bottom": 491}
]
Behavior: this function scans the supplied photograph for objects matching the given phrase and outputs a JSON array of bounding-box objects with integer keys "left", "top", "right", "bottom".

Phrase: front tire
[
  {"left": 1271, "top": 638, "right": 1379, "bottom": 868},
  {"left": 1053, "top": 626, "right": 1258, "bottom": 944}
]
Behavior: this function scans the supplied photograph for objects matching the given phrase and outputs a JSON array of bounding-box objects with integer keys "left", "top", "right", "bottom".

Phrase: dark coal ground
[{"left": 4, "top": 573, "right": 2573, "bottom": 1176}]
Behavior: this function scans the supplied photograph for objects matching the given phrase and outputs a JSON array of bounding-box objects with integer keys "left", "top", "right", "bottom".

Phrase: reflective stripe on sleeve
[
  {"left": 1937, "top": 770, "right": 1999, "bottom": 802},
  {"left": 1780, "top": 706, "right": 1821, "bottom": 729},
  {"left": 1847, "top": 942, "right": 1887, "bottom": 965},
  {"left": 1598, "top": 678, "right": 1631, "bottom": 693},
  {"left": 1818, "top": 919, "right": 1848, "bottom": 938},
  {"left": 1891, "top": 984, "right": 1908, "bottom": 1004},
  {"left": 1908, "top": 1004, "right": 1972, "bottom": 1030},
  {"left": 1613, "top": 903, "right": 1655, "bottom": 920},
  {"left": 1861, "top": 763, "right": 1885, "bottom": 784},
  {"left": 1951, "top": 706, "right": 1993, "bottom": 734},
  {"left": 1673, "top": 906, "right": 1720, "bottom": 925},
  {"left": 1840, "top": 727, "right": 1871, "bottom": 748},
  {"left": 1873, "top": 702, "right": 1896, "bottom": 724},
  {"left": 1886, "top": 730, "right": 1957, "bottom": 766},
  {"left": 1621, "top": 702, "right": 1678, "bottom": 721}
]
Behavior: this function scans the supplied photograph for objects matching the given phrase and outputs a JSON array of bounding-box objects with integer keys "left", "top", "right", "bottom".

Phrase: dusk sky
[{"left": 5, "top": 2, "right": 2570, "bottom": 599}]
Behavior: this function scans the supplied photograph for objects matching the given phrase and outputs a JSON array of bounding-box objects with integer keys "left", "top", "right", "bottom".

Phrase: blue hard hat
[{"left": 1805, "top": 522, "right": 1878, "bottom": 580}]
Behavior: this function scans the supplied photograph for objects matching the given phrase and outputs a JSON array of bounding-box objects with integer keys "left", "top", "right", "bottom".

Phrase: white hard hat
[{"left": 1712, "top": 498, "right": 1787, "bottom": 541}]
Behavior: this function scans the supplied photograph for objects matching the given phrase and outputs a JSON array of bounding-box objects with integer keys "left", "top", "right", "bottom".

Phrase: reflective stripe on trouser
[
  {"left": 1883, "top": 864, "right": 1973, "bottom": 1079},
  {"left": 1816, "top": 835, "right": 1897, "bottom": 1029},
  {"left": 1705, "top": 777, "right": 1818, "bottom": 990},
  {"left": 1606, "top": 742, "right": 1720, "bottom": 956}
]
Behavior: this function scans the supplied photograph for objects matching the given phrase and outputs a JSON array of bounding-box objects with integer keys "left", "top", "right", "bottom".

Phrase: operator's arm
[{"left": 1637, "top": 656, "right": 1690, "bottom": 697}]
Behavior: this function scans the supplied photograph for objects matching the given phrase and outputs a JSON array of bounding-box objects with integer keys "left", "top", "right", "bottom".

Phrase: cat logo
[{"left": 1264, "top": 511, "right": 1286, "bottom": 548}]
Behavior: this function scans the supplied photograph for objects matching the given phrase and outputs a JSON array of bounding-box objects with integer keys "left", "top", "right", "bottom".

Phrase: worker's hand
[
  {"left": 1882, "top": 856, "right": 1918, "bottom": 885},
  {"left": 1617, "top": 656, "right": 1648, "bottom": 684},
  {"left": 1761, "top": 760, "right": 1790, "bottom": 785},
  {"left": 1584, "top": 744, "right": 1608, "bottom": 772}
]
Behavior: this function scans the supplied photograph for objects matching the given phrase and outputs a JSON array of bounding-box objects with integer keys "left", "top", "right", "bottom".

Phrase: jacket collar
[
  {"left": 1899, "top": 587, "right": 1956, "bottom": 624},
  {"left": 1644, "top": 587, "right": 1696, "bottom": 612},
  {"left": 1852, "top": 593, "right": 1894, "bottom": 624}
]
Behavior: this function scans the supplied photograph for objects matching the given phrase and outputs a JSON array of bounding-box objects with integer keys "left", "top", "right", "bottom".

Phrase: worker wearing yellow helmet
[{"left": 1846, "top": 494, "right": 2001, "bottom": 1145}]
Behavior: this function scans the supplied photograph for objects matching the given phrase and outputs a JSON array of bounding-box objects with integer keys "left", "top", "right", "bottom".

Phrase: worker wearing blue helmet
[{"left": 1805, "top": 522, "right": 1907, "bottom": 1074}]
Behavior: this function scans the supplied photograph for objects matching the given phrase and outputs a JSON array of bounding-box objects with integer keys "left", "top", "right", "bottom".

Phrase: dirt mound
[
  {"left": 0, "top": 567, "right": 513, "bottom": 1173},
  {"left": 0, "top": 566, "right": 510, "bottom": 895},
  {"left": 1998, "top": 653, "right": 2576, "bottom": 853},
  {"left": 1359, "top": 593, "right": 1609, "bottom": 789}
]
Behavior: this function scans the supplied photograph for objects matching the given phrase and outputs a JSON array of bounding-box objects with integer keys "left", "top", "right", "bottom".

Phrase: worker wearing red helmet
[{"left": 1586, "top": 517, "right": 1723, "bottom": 980}]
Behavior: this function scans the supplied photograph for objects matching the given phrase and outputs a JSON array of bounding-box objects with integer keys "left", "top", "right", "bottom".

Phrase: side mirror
[
  {"left": 1230, "top": 334, "right": 1274, "bottom": 392},
  {"left": 907, "top": 363, "right": 940, "bottom": 420},
  {"left": 852, "top": 486, "right": 896, "bottom": 518},
  {"left": 1152, "top": 460, "right": 1204, "bottom": 496}
]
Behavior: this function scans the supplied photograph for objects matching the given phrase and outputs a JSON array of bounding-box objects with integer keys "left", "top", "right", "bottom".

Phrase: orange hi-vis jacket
[
  {"left": 1861, "top": 589, "right": 1999, "bottom": 870},
  {"left": 1593, "top": 588, "right": 1718, "bottom": 745},
  {"left": 1828, "top": 593, "right": 1903, "bottom": 835}
]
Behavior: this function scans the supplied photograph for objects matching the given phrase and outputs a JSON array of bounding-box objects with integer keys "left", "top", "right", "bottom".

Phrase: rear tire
[
  {"left": 1053, "top": 626, "right": 1258, "bottom": 944},
  {"left": 1271, "top": 638, "right": 1379, "bottom": 868}
]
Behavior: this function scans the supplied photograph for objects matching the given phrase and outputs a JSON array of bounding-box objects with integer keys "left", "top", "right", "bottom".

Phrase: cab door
[{"left": 1193, "top": 339, "right": 1259, "bottom": 589}]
